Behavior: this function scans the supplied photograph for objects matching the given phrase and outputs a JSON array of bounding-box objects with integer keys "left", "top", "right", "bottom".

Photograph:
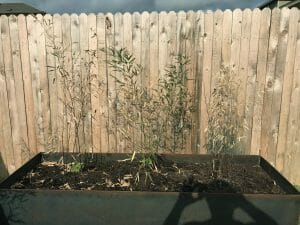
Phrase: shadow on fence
[{"left": 0, "top": 154, "right": 8, "bottom": 183}]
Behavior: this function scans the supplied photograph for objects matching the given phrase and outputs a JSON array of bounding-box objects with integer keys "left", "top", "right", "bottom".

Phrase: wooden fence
[{"left": 0, "top": 8, "right": 299, "bottom": 184}]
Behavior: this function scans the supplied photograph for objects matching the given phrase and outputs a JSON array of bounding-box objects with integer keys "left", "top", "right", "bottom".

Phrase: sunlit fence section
[{"left": 0, "top": 8, "right": 299, "bottom": 184}]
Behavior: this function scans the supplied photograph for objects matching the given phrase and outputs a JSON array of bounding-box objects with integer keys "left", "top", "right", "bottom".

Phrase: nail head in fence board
[
  {"left": 194, "top": 11, "right": 205, "bottom": 153},
  {"left": 237, "top": 9, "right": 252, "bottom": 150},
  {"left": 0, "top": 16, "right": 14, "bottom": 173},
  {"left": 250, "top": 8, "right": 271, "bottom": 155},
  {"left": 268, "top": 8, "right": 290, "bottom": 167},
  {"left": 199, "top": 10, "right": 213, "bottom": 154},
  {"left": 105, "top": 13, "right": 116, "bottom": 153},
  {"left": 17, "top": 14, "right": 37, "bottom": 156},
  {"left": 36, "top": 14, "right": 51, "bottom": 150},
  {"left": 44, "top": 14, "right": 57, "bottom": 151},
  {"left": 88, "top": 13, "right": 100, "bottom": 153},
  {"left": 1, "top": 15, "right": 21, "bottom": 172},
  {"left": 277, "top": 8, "right": 299, "bottom": 175},
  {"left": 8, "top": 15, "right": 29, "bottom": 163},
  {"left": 27, "top": 14, "right": 46, "bottom": 152},
  {"left": 260, "top": 8, "right": 281, "bottom": 161},
  {"left": 149, "top": 12, "right": 159, "bottom": 91},
  {"left": 79, "top": 13, "right": 92, "bottom": 153},
  {"left": 96, "top": 13, "right": 109, "bottom": 153},
  {"left": 114, "top": 12, "right": 125, "bottom": 153}
]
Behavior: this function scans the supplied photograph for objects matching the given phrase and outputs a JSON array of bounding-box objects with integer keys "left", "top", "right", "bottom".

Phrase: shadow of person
[{"left": 163, "top": 179, "right": 278, "bottom": 225}]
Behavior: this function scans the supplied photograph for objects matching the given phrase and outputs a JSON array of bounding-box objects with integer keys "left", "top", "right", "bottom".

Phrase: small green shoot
[{"left": 70, "top": 162, "right": 84, "bottom": 173}]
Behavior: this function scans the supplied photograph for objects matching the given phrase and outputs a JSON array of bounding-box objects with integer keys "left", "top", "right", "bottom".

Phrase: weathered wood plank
[
  {"left": 260, "top": 8, "right": 281, "bottom": 161},
  {"left": 70, "top": 13, "right": 82, "bottom": 152},
  {"left": 52, "top": 14, "right": 64, "bottom": 151},
  {"left": 237, "top": 9, "right": 252, "bottom": 151},
  {"left": 268, "top": 8, "right": 290, "bottom": 167},
  {"left": 36, "top": 14, "right": 51, "bottom": 151},
  {"left": 277, "top": 8, "right": 299, "bottom": 173},
  {"left": 149, "top": 12, "right": 159, "bottom": 91},
  {"left": 88, "top": 14, "right": 100, "bottom": 153},
  {"left": 8, "top": 15, "right": 29, "bottom": 165},
  {"left": 27, "top": 15, "right": 46, "bottom": 152},
  {"left": 185, "top": 11, "right": 196, "bottom": 154},
  {"left": 96, "top": 13, "right": 109, "bottom": 153},
  {"left": 221, "top": 9, "right": 232, "bottom": 66},
  {"left": 141, "top": 12, "right": 150, "bottom": 89},
  {"left": 114, "top": 12, "right": 125, "bottom": 153},
  {"left": 210, "top": 10, "right": 223, "bottom": 93},
  {"left": 0, "top": 16, "right": 14, "bottom": 173},
  {"left": 79, "top": 13, "right": 92, "bottom": 153},
  {"left": 230, "top": 9, "right": 242, "bottom": 77},
  {"left": 17, "top": 14, "right": 37, "bottom": 158},
  {"left": 105, "top": 13, "right": 116, "bottom": 153},
  {"left": 1, "top": 15, "right": 21, "bottom": 171},
  {"left": 44, "top": 14, "right": 57, "bottom": 153},
  {"left": 250, "top": 8, "right": 271, "bottom": 154},
  {"left": 194, "top": 11, "right": 205, "bottom": 153},
  {"left": 243, "top": 8, "right": 261, "bottom": 154},
  {"left": 175, "top": 11, "right": 186, "bottom": 151},
  {"left": 176, "top": 11, "right": 186, "bottom": 56},
  {"left": 61, "top": 13, "right": 73, "bottom": 152},
  {"left": 199, "top": 10, "right": 213, "bottom": 154},
  {"left": 284, "top": 11, "right": 300, "bottom": 183}
]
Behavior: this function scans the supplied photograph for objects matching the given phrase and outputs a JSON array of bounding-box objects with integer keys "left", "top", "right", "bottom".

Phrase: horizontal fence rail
[{"left": 0, "top": 8, "right": 299, "bottom": 184}]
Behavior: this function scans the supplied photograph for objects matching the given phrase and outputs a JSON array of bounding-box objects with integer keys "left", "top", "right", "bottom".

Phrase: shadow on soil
[{"left": 163, "top": 180, "right": 278, "bottom": 225}]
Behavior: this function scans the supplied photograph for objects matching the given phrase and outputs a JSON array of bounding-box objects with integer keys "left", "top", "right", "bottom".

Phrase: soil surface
[{"left": 10, "top": 155, "right": 285, "bottom": 194}]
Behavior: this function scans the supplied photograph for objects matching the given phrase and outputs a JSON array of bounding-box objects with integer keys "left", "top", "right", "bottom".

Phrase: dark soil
[{"left": 10, "top": 155, "right": 285, "bottom": 194}]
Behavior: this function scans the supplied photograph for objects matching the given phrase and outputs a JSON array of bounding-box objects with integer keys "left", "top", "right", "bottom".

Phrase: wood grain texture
[
  {"left": 250, "top": 8, "right": 271, "bottom": 155},
  {"left": 1, "top": 15, "right": 21, "bottom": 171},
  {"left": 199, "top": 10, "right": 213, "bottom": 154},
  {"left": 0, "top": 10, "right": 299, "bottom": 184},
  {"left": 276, "top": 8, "right": 299, "bottom": 174},
  {"left": 261, "top": 8, "right": 281, "bottom": 162},
  {"left": 8, "top": 15, "right": 29, "bottom": 165}
]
